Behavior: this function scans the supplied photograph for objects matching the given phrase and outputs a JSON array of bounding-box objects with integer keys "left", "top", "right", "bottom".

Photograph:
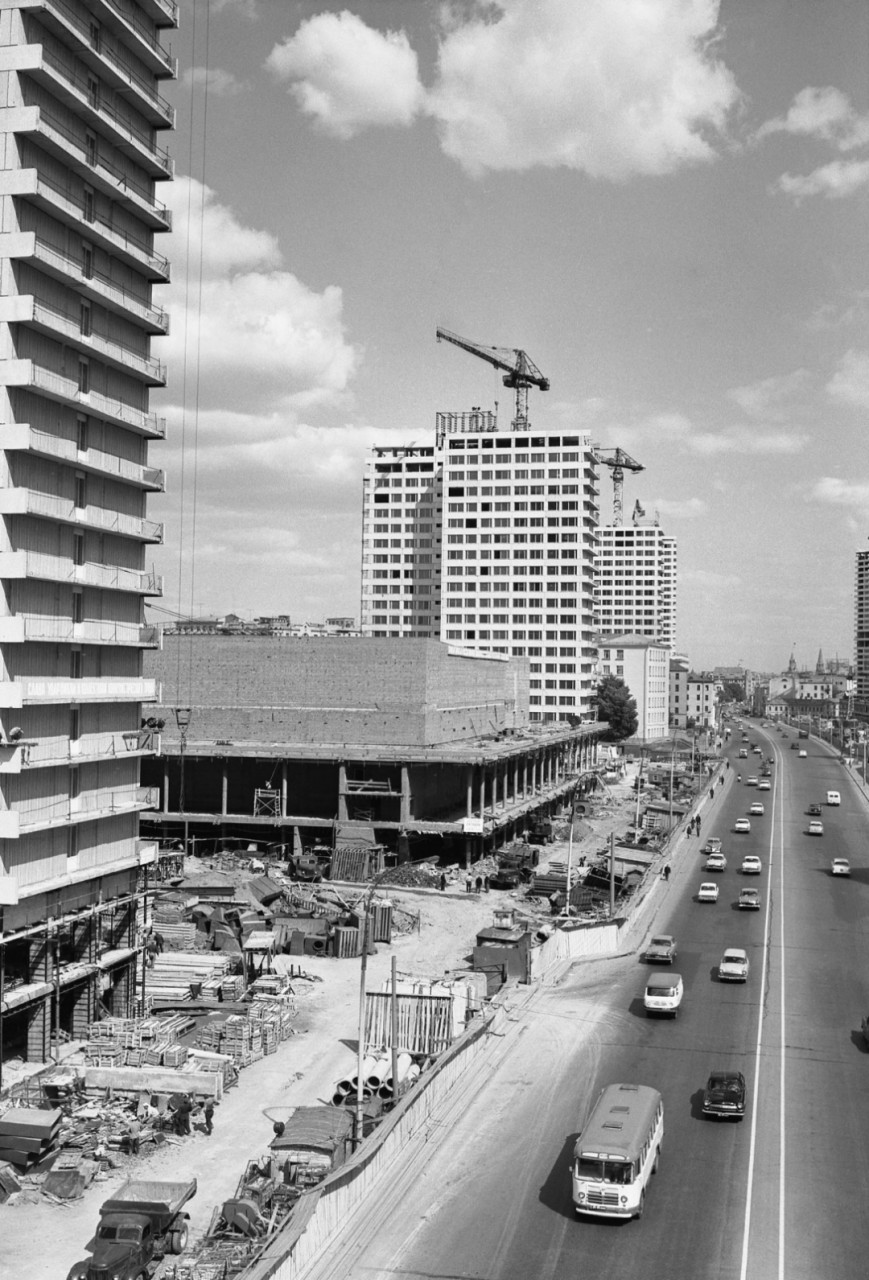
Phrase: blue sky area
[{"left": 148, "top": 0, "right": 869, "bottom": 672}]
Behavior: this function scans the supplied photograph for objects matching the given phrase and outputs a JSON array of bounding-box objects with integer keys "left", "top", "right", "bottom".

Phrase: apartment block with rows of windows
[
  {"left": 595, "top": 524, "right": 677, "bottom": 651},
  {"left": 0, "top": 0, "right": 175, "bottom": 1078},
  {"left": 360, "top": 443, "right": 442, "bottom": 637},
  {"left": 855, "top": 547, "right": 869, "bottom": 714}
]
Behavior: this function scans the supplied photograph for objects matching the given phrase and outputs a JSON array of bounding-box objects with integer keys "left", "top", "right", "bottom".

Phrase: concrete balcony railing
[
  {"left": 0, "top": 549, "right": 162, "bottom": 596},
  {"left": 0, "top": 677, "right": 159, "bottom": 708},
  {"left": 92, "top": 0, "right": 178, "bottom": 75},
  {"left": 21, "top": 298, "right": 167, "bottom": 385},
  {"left": 1, "top": 424, "right": 166, "bottom": 489},
  {"left": 8, "top": 786, "right": 160, "bottom": 835},
  {"left": 0, "top": 485, "right": 163, "bottom": 542}
]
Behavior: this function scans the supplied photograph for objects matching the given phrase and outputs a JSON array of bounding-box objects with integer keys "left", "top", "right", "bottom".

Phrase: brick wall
[{"left": 146, "top": 637, "right": 529, "bottom": 748}]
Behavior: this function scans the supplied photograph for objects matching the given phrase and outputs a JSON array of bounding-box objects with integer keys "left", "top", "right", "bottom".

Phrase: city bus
[{"left": 571, "top": 1083, "right": 664, "bottom": 1220}]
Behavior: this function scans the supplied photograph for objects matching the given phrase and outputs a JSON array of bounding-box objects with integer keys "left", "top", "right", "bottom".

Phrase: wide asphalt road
[{"left": 323, "top": 723, "right": 869, "bottom": 1280}]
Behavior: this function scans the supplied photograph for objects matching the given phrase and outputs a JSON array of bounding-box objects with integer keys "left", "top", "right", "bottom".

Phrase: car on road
[
  {"left": 798, "top": 749, "right": 807, "bottom": 758},
  {"left": 705, "top": 852, "right": 727, "bottom": 871},
  {"left": 808, "top": 820, "right": 824, "bottom": 836},
  {"left": 646, "top": 934, "right": 678, "bottom": 964},
  {"left": 703, "top": 1070, "right": 747, "bottom": 1120},
  {"left": 719, "top": 948, "right": 749, "bottom": 982},
  {"left": 738, "top": 888, "right": 761, "bottom": 910},
  {"left": 745, "top": 776, "right": 759, "bottom": 787},
  {"left": 643, "top": 971, "right": 684, "bottom": 1017},
  {"left": 749, "top": 801, "right": 764, "bottom": 816},
  {"left": 831, "top": 858, "right": 851, "bottom": 877},
  {"left": 697, "top": 882, "right": 720, "bottom": 902},
  {"left": 733, "top": 818, "right": 751, "bottom": 833},
  {"left": 738, "top": 747, "right": 748, "bottom": 758},
  {"left": 790, "top": 742, "right": 798, "bottom": 750},
  {"left": 807, "top": 803, "right": 822, "bottom": 816},
  {"left": 757, "top": 779, "right": 771, "bottom": 791},
  {"left": 702, "top": 837, "right": 723, "bottom": 855},
  {"left": 740, "top": 855, "right": 762, "bottom": 874}
]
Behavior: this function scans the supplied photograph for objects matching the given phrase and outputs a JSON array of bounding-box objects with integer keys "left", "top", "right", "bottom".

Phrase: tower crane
[
  {"left": 593, "top": 447, "right": 644, "bottom": 527},
  {"left": 436, "top": 326, "right": 550, "bottom": 430}
]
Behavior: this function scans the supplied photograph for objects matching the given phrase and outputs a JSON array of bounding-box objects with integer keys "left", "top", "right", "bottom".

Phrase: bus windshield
[{"left": 576, "top": 1156, "right": 635, "bottom": 1183}]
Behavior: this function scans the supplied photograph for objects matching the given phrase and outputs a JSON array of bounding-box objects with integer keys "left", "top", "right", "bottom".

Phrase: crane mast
[{"left": 436, "top": 326, "right": 550, "bottom": 430}]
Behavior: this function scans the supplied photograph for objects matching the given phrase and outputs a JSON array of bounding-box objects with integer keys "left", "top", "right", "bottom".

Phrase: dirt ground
[{"left": 0, "top": 770, "right": 652, "bottom": 1280}]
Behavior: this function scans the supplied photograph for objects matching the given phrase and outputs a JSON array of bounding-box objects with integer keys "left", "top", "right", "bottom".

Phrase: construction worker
[{"left": 202, "top": 1095, "right": 216, "bottom": 1136}]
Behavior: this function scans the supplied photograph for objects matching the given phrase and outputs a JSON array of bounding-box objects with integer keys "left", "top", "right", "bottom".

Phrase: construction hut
[{"left": 243, "top": 931, "right": 276, "bottom": 982}]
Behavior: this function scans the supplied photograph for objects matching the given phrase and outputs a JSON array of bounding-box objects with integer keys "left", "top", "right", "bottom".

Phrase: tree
[
  {"left": 594, "top": 675, "right": 639, "bottom": 742},
  {"left": 721, "top": 681, "right": 744, "bottom": 703}
]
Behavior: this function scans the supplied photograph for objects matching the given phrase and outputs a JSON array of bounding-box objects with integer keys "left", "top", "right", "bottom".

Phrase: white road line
[{"left": 739, "top": 743, "right": 783, "bottom": 1280}]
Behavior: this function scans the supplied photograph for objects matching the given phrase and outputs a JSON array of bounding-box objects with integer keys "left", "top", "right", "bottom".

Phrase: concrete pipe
[
  {"left": 385, "top": 1052, "right": 413, "bottom": 1090},
  {"left": 365, "top": 1056, "right": 391, "bottom": 1089}
]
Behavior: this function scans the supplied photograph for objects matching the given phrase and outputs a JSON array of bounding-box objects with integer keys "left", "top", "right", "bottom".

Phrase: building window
[
  {"left": 70, "top": 648, "right": 83, "bottom": 679},
  {"left": 72, "top": 532, "right": 85, "bottom": 566},
  {"left": 69, "top": 707, "right": 81, "bottom": 742},
  {"left": 78, "top": 358, "right": 89, "bottom": 394},
  {"left": 74, "top": 473, "right": 86, "bottom": 510},
  {"left": 72, "top": 590, "right": 84, "bottom": 624}
]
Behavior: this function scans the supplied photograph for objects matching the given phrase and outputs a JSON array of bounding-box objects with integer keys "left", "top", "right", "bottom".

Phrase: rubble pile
[{"left": 377, "top": 861, "right": 441, "bottom": 889}]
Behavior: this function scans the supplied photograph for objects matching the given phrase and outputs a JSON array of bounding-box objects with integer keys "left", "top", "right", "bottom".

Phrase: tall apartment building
[
  {"left": 362, "top": 411, "right": 601, "bottom": 721},
  {"left": 856, "top": 547, "right": 869, "bottom": 709},
  {"left": 0, "top": 0, "right": 175, "bottom": 1077},
  {"left": 595, "top": 523, "right": 677, "bottom": 650},
  {"left": 360, "top": 442, "right": 442, "bottom": 636}
]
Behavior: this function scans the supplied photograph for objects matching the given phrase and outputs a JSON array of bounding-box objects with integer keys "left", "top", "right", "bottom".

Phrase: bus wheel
[
  {"left": 635, "top": 1192, "right": 645, "bottom": 1220},
  {"left": 652, "top": 1147, "right": 660, "bottom": 1174}
]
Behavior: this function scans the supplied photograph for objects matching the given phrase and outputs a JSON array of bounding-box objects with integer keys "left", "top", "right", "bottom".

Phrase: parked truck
[{"left": 67, "top": 1178, "right": 197, "bottom": 1280}]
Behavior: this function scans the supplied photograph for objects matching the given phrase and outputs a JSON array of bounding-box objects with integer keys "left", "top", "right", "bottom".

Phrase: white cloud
[
  {"left": 681, "top": 568, "right": 741, "bottom": 588},
  {"left": 688, "top": 428, "right": 806, "bottom": 455},
  {"left": 266, "top": 10, "right": 425, "bottom": 139},
  {"left": 776, "top": 158, "right": 869, "bottom": 202},
  {"left": 827, "top": 350, "right": 869, "bottom": 408},
  {"left": 158, "top": 178, "right": 359, "bottom": 413},
  {"left": 810, "top": 477, "right": 869, "bottom": 508},
  {"left": 727, "top": 370, "right": 811, "bottom": 420},
  {"left": 429, "top": 0, "right": 739, "bottom": 178},
  {"left": 653, "top": 497, "right": 707, "bottom": 518},
  {"left": 181, "top": 66, "right": 245, "bottom": 97},
  {"left": 757, "top": 87, "right": 869, "bottom": 151}
]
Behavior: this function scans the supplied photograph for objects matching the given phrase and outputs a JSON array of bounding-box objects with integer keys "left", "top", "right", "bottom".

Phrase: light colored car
[
  {"left": 749, "top": 801, "right": 764, "bottom": 816},
  {"left": 646, "top": 934, "right": 677, "bottom": 964},
  {"left": 741, "top": 855, "right": 762, "bottom": 874},
  {"left": 757, "top": 779, "right": 771, "bottom": 791},
  {"left": 734, "top": 818, "right": 751, "bottom": 833},
  {"left": 798, "top": 749, "right": 807, "bottom": 758},
  {"left": 698, "top": 882, "right": 720, "bottom": 902},
  {"left": 808, "top": 820, "right": 824, "bottom": 836},
  {"left": 705, "top": 852, "right": 727, "bottom": 871},
  {"left": 745, "top": 776, "right": 759, "bottom": 787},
  {"left": 643, "top": 971, "right": 684, "bottom": 1017},
  {"left": 738, "top": 888, "right": 761, "bottom": 910},
  {"left": 831, "top": 858, "right": 851, "bottom": 877},
  {"left": 719, "top": 948, "right": 749, "bottom": 982}
]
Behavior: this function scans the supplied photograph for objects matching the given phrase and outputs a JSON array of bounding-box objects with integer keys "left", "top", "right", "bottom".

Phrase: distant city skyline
[{"left": 147, "top": 1, "right": 868, "bottom": 672}]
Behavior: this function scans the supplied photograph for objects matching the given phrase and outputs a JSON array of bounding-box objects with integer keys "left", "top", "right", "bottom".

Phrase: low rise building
[{"left": 597, "top": 635, "right": 670, "bottom": 741}]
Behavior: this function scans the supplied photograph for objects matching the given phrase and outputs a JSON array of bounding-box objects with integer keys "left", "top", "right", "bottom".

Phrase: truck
[
  {"left": 68, "top": 1179, "right": 197, "bottom": 1280},
  {"left": 286, "top": 849, "right": 328, "bottom": 882}
]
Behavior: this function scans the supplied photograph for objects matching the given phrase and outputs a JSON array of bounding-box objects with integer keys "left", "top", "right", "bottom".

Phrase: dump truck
[{"left": 68, "top": 1179, "right": 197, "bottom": 1280}]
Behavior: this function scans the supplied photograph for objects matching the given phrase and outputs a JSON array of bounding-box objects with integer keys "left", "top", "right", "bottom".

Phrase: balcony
[
  {"left": 9, "top": 103, "right": 173, "bottom": 233},
  {"left": 13, "top": 44, "right": 174, "bottom": 179},
  {"left": 7, "top": 785, "right": 160, "bottom": 835},
  {"left": 0, "top": 423, "right": 165, "bottom": 490},
  {"left": 30, "top": 0, "right": 176, "bottom": 123},
  {"left": 4, "top": 297, "right": 166, "bottom": 385},
  {"left": 90, "top": 0, "right": 178, "bottom": 59},
  {"left": 13, "top": 616, "right": 159, "bottom": 646},
  {"left": 1, "top": 168, "right": 171, "bottom": 282},
  {"left": 22, "top": 729, "right": 158, "bottom": 769},
  {"left": 0, "top": 486, "right": 164, "bottom": 542},
  {"left": 0, "top": 353, "right": 166, "bottom": 437},
  {"left": 2, "top": 229, "right": 168, "bottom": 329},
  {"left": 0, "top": 549, "right": 163, "bottom": 596},
  {"left": 0, "top": 676, "right": 159, "bottom": 707}
]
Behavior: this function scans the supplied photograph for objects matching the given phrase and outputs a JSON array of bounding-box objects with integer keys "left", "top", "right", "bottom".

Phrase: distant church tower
[{"left": 816, "top": 648, "right": 825, "bottom": 675}]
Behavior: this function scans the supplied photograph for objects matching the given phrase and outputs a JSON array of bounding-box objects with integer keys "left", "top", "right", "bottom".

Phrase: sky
[{"left": 147, "top": 0, "right": 869, "bottom": 673}]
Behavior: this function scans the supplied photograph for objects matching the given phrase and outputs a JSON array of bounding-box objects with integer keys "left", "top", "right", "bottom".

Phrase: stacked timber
[
  {"left": 85, "top": 1013, "right": 194, "bottom": 1068},
  {"left": 0, "top": 1107, "right": 62, "bottom": 1170},
  {"left": 145, "top": 951, "right": 233, "bottom": 1001},
  {"left": 530, "top": 868, "right": 578, "bottom": 897}
]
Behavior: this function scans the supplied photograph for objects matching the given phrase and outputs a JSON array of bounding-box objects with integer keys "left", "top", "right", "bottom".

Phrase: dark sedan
[
  {"left": 807, "top": 803, "right": 822, "bottom": 816},
  {"left": 702, "top": 1070, "right": 746, "bottom": 1120}
]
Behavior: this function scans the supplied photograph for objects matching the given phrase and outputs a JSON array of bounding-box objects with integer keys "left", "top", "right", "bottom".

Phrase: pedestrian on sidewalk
[
  {"left": 696, "top": 815, "right": 701, "bottom": 833},
  {"left": 663, "top": 865, "right": 671, "bottom": 881},
  {"left": 465, "top": 873, "right": 472, "bottom": 893},
  {"left": 202, "top": 1095, "right": 216, "bottom": 1136}
]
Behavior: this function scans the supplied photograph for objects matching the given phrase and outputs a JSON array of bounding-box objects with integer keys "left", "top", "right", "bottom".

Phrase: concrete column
[
  {"left": 163, "top": 758, "right": 170, "bottom": 812},
  {"left": 522, "top": 754, "right": 528, "bottom": 798},
  {"left": 513, "top": 757, "right": 519, "bottom": 805},
  {"left": 479, "top": 770, "right": 486, "bottom": 818},
  {"left": 27, "top": 1000, "right": 49, "bottom": 1062},
  {"left": 400, "top": 765, "right": 411, "bottom": 824},
  {"left": 491, "top": 767, "right": 498, "bottom": 812},
  {"left": 338, "top": 763, "right": 348, "bottom": 822},
  {"left": 281, "top": 762, "right": 288, "bottom": 818},
  {"left": 221, "top": 762, "right": 228, "bottom": 816},
  {"left": 466, "top": 766, "right": 474, "bottom": 818}
]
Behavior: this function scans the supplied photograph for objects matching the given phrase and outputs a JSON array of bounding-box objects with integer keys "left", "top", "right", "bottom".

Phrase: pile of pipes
[{"left": 331, "top": 1052, "right": 419, "bottom": 1107}]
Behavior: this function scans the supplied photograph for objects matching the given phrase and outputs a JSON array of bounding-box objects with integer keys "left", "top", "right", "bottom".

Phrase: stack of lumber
[
  {"left": 248, "top": 995, "right": 295, "bottom": 1053},
  {"left": 531, "top": 868, "right": 579, "bottom": 897},
  {"left": 85, "top": 1013, "right": 194, "bottom": 1068},
  {"left": 186, "top": 1049, "right": 238, "bottom": 1090},
  {"left": 153, "top": 920, "right": 198, "bottom": 950},
  {"left": 334, "top": 926, "right": 360, "bottom": 958},
  {"left": 146, "top": 951, "right": 233, "bottom": 1001},
  {"left": 0, "top": 1107, "right": 62, "bottom": 1170},
  {"left": 220, "top": 1015, "right": 263, "bottom": 1067}
]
